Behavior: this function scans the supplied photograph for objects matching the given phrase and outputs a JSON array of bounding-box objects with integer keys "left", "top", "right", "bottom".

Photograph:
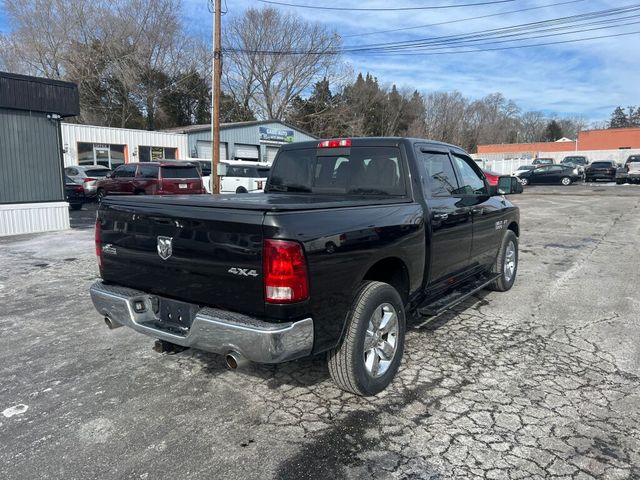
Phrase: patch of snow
[{"left": 2, "top": 404, "right": 29, "bottom": 418}]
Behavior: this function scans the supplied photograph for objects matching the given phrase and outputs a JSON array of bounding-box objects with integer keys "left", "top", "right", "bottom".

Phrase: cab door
[
  {"left": 450, "top": 152, "right": 504, "bottom": 269},
  {"left": 415, "top": 146, "right": 473, "bottom": 286}
]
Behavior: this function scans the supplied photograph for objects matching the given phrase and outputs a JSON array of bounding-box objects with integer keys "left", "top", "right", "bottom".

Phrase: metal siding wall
[
  {"left": 0, "top": 202, "right": 70, "bottom": 236},
  {"left": 0, "top": 109, "right": 64, "bottom": 203},
  {"left": 61, "top": 123, "right": 189, "bottom": 166}
]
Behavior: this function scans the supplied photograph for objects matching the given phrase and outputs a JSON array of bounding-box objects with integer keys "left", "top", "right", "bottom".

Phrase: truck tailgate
[{"left": 98, "top": 199, "right": 266, "bottom": 316}]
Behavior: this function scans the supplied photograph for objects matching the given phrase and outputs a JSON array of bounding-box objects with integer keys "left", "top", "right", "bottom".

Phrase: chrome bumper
[{"left": 89, "top": 281, "right": 313, "bottom": 363}]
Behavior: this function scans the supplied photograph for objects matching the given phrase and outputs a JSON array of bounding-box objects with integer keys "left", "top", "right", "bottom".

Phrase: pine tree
[
  {"left": 543, "top": 120, "right": 563, "bottom": 141},
  {"left": 609, "top": 106, "right": 629, "bottom": 128}
]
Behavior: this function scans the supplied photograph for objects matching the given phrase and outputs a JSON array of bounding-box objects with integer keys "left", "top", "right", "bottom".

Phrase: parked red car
[
  {"left": 96, "top": 162, "right": 206, "bottom": 200},
  {"left": 483, "top": 170, "right": 501, "bottom": 186}
]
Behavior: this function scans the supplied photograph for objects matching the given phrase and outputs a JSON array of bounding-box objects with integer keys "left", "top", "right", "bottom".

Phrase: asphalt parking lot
[{"left": 2, "top": 185, "right": 640, "bottom": 479}]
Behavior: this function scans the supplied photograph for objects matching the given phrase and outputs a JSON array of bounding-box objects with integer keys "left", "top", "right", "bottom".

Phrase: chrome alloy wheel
[
  {"left": 504, "top": 240, "right": 516, "bottom": 283},
  {"left": 363, "top": 303, "right": 399, "bottom": 378}
]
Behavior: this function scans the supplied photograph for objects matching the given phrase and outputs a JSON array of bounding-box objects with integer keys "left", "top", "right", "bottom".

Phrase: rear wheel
[
  {"left": 519, "top": 177, "right": 529, "bottom": 186},
  {"left": 328, "top": 281, "right": 406, "bottom": 396},
  {"left": 488, "top": 230, "right": 518, "bottom": 292},
  {"left": 96, "top": 189, "right": 106, "bottom": 202},
  {"left": 70, "top": 203, "right": 82, "bottom": 211},
  {"left": 236, "top": 187, "right": 248, "bottom": 194},
  {"left": 560, "top": 176, "right": 572, "bottom": 186}
]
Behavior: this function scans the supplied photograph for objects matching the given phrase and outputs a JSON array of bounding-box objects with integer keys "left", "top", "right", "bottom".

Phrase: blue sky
[{"left": 2, "top": 0, "right": 639, "bottom": 121}]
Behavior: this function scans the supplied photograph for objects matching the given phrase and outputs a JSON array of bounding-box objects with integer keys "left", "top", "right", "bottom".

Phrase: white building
[{"left": 61, "top": 123, "right": 189, "bottom": 169}]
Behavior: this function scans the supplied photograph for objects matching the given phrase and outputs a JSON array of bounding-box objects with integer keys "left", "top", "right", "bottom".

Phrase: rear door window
[
  {"left": 268, "top": 146, "right": 406, "bottom": 196},
  {"left": 137, "top": 164, "right": 159, "bottom": 178},
  {"left": 85, "top": 168, "right": 111, "bottom": 177},
  {"left": 418, "top": 151, "right": 459, "bottom": 197},
  {"left": 161, "top": 166, "right": 200, "bottom": 179}
]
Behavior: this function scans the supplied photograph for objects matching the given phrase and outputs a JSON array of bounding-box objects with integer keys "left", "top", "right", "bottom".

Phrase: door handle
[
  {"left": 432, "top": 212, "right": 449, "bottom": 221},
  {"left": 471, "top": 207, "right": 483, "bottom": 215}
]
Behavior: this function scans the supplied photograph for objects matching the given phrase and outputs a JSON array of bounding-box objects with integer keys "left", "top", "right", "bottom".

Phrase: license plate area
[
  {"left": 179, "top": 183, "right": 188, "bottom": 189},
  {"left": 141, "top": 297, "right": 199, "bottom": 336}
]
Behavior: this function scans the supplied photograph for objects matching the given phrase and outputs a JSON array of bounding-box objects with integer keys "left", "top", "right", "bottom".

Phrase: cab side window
[
  {"left": 419, "top": 151, "right": 459, "bottom": 197},
  {"left": 112, "top": 166, "right": 126, "bottom": 178},
  {"left": 452, "top": 154, "right": 487, "bottom": 196}
]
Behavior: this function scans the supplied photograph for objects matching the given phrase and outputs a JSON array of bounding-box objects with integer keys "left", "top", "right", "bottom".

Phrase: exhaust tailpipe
[
  {"left": 104, "top": 316, "right": 122, "bottom": 330},
  {"left": 225, "top": 351, "right": 249, "bottom": 370}
]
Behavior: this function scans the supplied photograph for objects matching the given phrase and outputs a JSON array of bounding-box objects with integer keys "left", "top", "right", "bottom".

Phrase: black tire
[
  {"left": 487, "top": 230, "right": 518, "bottom": 292},
  {"left": 327, "top": 281, "right": 406, "bottom": 396},
  {"left": 97, "top": 189, "right": 106, "bottom": 202},
  {"left": 519, "top": 177, "right": 529, "bottom": 186},
  {"left": 135, "top": 190, "right": 145, "bottom": 195},
  {"left": 560, "top": 176, "right": 572, "bottom": 186},
  {"left": 70, "top": 203, "right": 82, "bottom": 211},
  {"left": 236, "top": 187, "right": 248, "bottom": 194}
]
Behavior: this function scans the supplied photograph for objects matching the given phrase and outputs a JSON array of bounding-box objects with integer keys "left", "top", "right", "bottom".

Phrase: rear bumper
[{"left": 89, "top": 281, "right": 314, "bottom": 363}]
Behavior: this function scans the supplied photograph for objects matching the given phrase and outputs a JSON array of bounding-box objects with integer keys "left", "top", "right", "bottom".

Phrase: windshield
[
  {"left": 562, "top": 157, "right": 586, "bottom": 165},
  {"left": 266, "top": 146, "right": 406, "bottom": 196},
  {"left": 161, "top": 166, "right": 200, "bottom": 179}
]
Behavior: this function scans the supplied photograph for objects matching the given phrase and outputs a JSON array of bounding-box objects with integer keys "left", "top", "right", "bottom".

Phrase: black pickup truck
[{"left": 90, "top": 138, "right": 522, "bottom": 396}]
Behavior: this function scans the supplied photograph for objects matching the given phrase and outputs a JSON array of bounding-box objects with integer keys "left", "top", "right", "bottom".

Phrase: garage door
[
  {"left": 235, "top": 144, "right": 259, "bottom": 160},
  {"left": 196, "top": 140, "right": 227, "bottom": 160},
  {"left": 265, "top": 146, "right": 280, "bottom": 164}
]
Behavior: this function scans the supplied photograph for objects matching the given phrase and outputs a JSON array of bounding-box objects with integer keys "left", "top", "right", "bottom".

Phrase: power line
[
  {"left": 341, "top": 4, "right": 640, "bottom": 51},
  {"left": 256, "top": 0, "right": 517, "bottom": 12},
  {"left": 364, "top": 29, "right": 640, "bottom": 56},
  {"left": 225, "top": 4, "right": 640, "bottom": 54},
  {"left": 341, "top": 0, "right": 586, "bottom": 38},
  {"left": 344, "top": 8, "right": 640, "bottom": 52}
]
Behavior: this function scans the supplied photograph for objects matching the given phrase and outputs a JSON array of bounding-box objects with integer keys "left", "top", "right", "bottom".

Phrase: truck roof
[{"left": 281, "top": 137, "right": 469, "bottom": 155}]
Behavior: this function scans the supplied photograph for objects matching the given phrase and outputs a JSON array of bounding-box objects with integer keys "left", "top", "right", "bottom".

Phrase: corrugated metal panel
[
  {"left": 0, "top": 109, "right": 65, "bottom": 203},
  {"left": 235, "top": 143, "right": 259, "bottom": 159},
  {"left": 0, "top": 202, "right": 70, "bottom": 236},
  {"left": 266, "top": 146, "right": 280, "bottom": 163},
  {"left": 61, "top": 123, "right": 190, "bottom": 166},
  {"left": 0, "top": 71, "right": 79, "bottom": 117},
  {"left": 196, "top": 140, "right": 227, "bottom": 160}
]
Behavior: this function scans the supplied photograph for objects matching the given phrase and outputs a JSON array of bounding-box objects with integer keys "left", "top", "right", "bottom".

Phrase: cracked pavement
[{"left": 1, "top": 185, "right": 640, "bottom": 479}]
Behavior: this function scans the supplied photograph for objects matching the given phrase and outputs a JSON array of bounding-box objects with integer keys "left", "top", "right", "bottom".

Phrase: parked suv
[
  {"left": 561, "top": 156, "right": 588, "bottom": 174},
  {"left": 64, "top": 165, "right": 112, "bottom": 197},
  {"left": 585, "top": 161, "right": 619, "bottom": 183},
  {"left": 625, "top": 156, "right": 640, "bottom": 184},
  {"left": 96, "top": 162, "right": 206, "bottom": 200}
]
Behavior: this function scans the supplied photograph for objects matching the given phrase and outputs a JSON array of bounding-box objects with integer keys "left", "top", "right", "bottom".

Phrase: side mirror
[
  {"left": 217, "top": 163, "right": 227, "bottom": 176},
  {"left": 497, "top": 176, "right": 523, "bottom": 195}
]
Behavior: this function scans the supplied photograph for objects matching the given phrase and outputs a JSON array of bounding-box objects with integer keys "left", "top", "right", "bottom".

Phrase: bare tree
[{"left": 223, "top": 7, "right": 342, "bottom": 120}]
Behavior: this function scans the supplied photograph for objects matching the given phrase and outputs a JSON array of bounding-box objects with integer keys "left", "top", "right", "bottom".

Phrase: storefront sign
[{"left": 259, "top": 127, "right": 294, "bottom": 144}]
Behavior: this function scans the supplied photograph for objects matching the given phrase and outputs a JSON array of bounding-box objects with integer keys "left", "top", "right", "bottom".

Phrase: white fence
[{"left": 472, "top": 149, "right": 640, "bottom": 175}]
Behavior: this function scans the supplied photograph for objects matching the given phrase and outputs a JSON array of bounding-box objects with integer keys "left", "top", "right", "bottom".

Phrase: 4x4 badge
[{"left": 157, "top": 236, "right": 173, "bottom": 260}]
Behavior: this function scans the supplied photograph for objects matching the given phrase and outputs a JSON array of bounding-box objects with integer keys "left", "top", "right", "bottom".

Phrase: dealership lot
[{"left": 1, "top": 186, "right": 640, "bottom": 479}]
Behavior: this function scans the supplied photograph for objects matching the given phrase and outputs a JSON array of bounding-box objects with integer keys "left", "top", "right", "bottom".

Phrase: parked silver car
[{"left": 64, "top": 165, "right": 112, "bottom": 197}]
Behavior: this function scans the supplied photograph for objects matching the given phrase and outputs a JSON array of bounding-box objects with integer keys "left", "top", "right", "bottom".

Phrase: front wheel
[
  {"left": 488, "top": 230, "right": 518, "bottom": 292},
  {"left": 519, "top": 177, "right": 529, "bottom": 186},
  {"left": 96, "top": 189, "right": 106, "bottom": 202},
  {"left": 328, "top": 281, "right": 406, "bottom": 396},
  {"left": 236, "top": 187, "right": 248, "bottom": 194},
  {"left": 560, "top": 176, "right": 572, "bottom": 186}
]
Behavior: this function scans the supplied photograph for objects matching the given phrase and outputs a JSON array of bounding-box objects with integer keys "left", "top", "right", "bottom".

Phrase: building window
[
  {"left": 139, "top": 146, "right": 177, "bottom": 162},
  {"left": 77, "top": 143, "right": 126, "bottom": 169}
]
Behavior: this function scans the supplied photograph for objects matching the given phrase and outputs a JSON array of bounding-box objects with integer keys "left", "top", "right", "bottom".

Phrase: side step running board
[{"left": 418, "top": 274, "right": 501, "bottom": 317}]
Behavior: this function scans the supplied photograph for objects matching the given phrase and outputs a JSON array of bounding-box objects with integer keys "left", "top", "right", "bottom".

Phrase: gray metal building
[
  {"left": 167, "top": 120, "right": 317, "bottom": 164},
  {"left": 0, "top": 71, "right": 80, "bottom": 236}
]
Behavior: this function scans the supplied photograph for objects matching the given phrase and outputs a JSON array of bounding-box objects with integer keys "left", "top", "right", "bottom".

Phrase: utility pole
[{"left": 210, "top": 0, "right": 222, "bottom": 194}]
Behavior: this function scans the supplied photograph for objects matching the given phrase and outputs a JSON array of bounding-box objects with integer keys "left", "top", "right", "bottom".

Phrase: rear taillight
[
  {"left": 74, "top": 185, "right": 84, "bottom": 193},
  {"left": 95, "top": 220, "right": 102, "bottom": 269},
  {"left": 263, "top": 239, "right": 309, "bottom": 304},
  {"left": 318, "top": 139, "right": 352, "bottom": 148},
  {"left": 83, "top": 177, "right": 95, "bottom": 183}
]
